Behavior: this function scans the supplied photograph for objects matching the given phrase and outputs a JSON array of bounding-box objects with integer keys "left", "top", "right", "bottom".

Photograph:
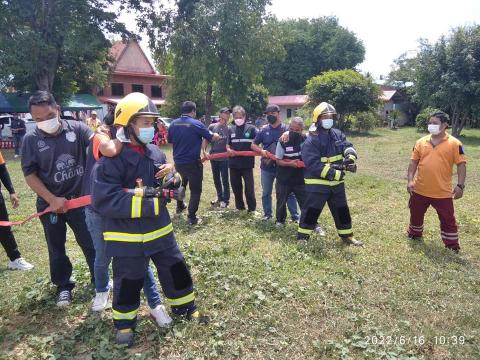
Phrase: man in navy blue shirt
[
  {"left": 168, "top": 101, "right": 220, "bottom": 225},
  {"left": 251, "top": 104, "right": 299, "bottom": 221}
]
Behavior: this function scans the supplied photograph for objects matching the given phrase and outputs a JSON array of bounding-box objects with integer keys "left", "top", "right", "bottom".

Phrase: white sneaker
[
  {"left": 91, "top": 289, "right": 110, "bottom": 312},
  {"left": 314, "top": 225, "right": 326, "bottom": 237},
  {"left": 275, "top": 222, "right": 284, "bottom": 227},
  {"left": 8, "top": 257, "right": 34, "bottom": 270},
  {"left": 219, "top": 201, "right": 227, "bottom": 209},
  {"left": 149, "top": 304, "right": 172, "bottom": 328},
  {"left": 14, "top": 154, "right": 19, "bottom": 158}
]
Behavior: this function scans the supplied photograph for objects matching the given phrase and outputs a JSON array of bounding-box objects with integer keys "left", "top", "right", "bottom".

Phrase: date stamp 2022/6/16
[{"left": 364, "top": 335, "right": 467, "bottom": 346}]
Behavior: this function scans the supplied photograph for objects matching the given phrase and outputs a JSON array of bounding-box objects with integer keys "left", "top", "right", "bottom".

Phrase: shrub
[
  {"left": 347, "top": 111, "right": 382, "bottom": 132},
  {"left": 415, "top": 107, "right": 438, "bottom": 132}
]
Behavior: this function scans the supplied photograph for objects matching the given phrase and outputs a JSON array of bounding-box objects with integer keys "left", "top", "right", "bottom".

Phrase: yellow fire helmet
[
  {"left": 307, "top": 102, "right": 337, "bottom": 131},
  {"left": 114, "top": 92, "right": 159, "bottom": 127}
]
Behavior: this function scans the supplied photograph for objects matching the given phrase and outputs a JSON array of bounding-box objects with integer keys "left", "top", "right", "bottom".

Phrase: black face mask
[
  {"left": 266, "top": 115, "right": 277, "bottom": 124},
  {"left": 289, "top": 131, "right": 303, "bottom": 143}
]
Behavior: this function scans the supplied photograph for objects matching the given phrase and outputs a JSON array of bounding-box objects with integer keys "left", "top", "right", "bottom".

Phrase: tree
[
  {"left": 388, "top": 25, "right": 480, "bottom": 137},
  {"left": 305, "top": 69, "right": 380, "bottom": 129},
  {"left": 244, "top": 84, "right": 269, "bottom": 120},
  {"left": 415, "top": 26, "right": 480, "bottom": 137},
  {"left": 263, "top": 17, "right": 365, "bottom": 95},
  {"left": 143, "top": 0, "right": 277, "bottom": 123},
  {"left": 0, "top": 0, "right": 148, "bottom": 100},
  {"left": 386, "top": 53, "right": 421, "bottom": 124}
]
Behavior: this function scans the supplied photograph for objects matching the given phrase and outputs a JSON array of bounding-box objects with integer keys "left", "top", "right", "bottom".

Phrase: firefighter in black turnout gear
[
  {"left": 91, "top": 93, "right": 208, "bottom": 348},
  {"left": 297, "top": 102, "right": 363, "bottom": 246}
]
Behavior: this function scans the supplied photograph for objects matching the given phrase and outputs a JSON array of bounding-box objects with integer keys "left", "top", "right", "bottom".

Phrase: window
[
  {"left": 132, "top": 84, "right": 144, "bottom": 93},
  {"left": 287, "top": 108, "right": 292, "bottom": 118},
  {"left": 111, "top": 83, "right": 124, "bottom": 96},
  {"left": 151, "top": 85, "right": 162, "bottom": 98}
]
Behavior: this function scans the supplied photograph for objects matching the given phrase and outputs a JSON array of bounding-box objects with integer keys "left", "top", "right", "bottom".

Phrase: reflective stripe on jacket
[{"left": 91, "top": 144, "right": 177, "bottom": 256}]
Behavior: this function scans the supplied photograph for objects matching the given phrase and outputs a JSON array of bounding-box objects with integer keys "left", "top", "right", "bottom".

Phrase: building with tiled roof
[{"left": 98, "top": 40, "right": 170, "bottom": 106}]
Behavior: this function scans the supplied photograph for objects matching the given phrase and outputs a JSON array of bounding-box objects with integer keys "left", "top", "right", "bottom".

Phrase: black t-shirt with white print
[{"left": 21, "top": 119, "right": 93, "bottom": 211}]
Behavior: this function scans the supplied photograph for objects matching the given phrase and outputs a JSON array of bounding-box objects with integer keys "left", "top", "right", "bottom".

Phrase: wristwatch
[{"left": 456, "top": 184, "right": 465, "bottom": 190}]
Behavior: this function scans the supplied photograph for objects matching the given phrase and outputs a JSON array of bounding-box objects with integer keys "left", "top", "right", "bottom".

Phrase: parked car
[
  {"left": 0, "top": 114, "right": 14, "bottom": 138},
  {"left": 158, "top": 117, "right": 173, "bottom": 128},
  {"left": 23, "top": 114, "right": 37, "bottom": 134}
]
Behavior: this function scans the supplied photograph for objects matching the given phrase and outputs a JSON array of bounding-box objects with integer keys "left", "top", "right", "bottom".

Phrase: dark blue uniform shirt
[
  {"left": 253, "top": 123, "right": 288, "bottom": 173},
  {"left": 167, "top": 116, "right": 213, "bottom": 165}
]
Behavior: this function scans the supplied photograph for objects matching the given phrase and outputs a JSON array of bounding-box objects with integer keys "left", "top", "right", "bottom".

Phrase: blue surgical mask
[
  {"left": 321, "top": 118, "right": 334, "bottom": 130},
  {"left": 137, "top": 126, "right": 155, "bottom": 144}
]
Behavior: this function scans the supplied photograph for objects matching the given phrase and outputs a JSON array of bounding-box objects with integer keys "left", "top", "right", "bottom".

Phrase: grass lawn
[{"left": 0, "top": 127, "right": 478, "bottom": 359}]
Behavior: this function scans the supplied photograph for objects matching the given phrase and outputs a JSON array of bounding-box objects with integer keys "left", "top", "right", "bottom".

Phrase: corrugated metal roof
[
  {"left": 268, "top": 95, "right": 308, "bottom": 107},
  {"left": 98, "top": 96, "right": 165, "bottom": 106},
  {"left": 380, "top": 90, "right": 397, "bottom": 102}
]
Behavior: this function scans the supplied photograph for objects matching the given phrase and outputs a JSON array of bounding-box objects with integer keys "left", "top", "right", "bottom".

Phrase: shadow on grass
[
  {"left": 456, "top": 134, "right": 480, "bottom": 148},
  {"left": 407, "top": 238, "right": 472, "bottom": 267},
  {"left": 346, "top": 130, "right": 381, "bottom": 138}
]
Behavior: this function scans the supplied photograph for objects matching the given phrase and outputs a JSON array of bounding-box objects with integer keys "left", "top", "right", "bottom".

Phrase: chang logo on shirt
[
  {"left": 66, "top": 131, "right": 77, "bottom": 142},
  {"left": 54, "top": 154, "right": 84, "bottom": 183},
  {"left": 37, "top": 140, "right": 50, "bottom": 152}
]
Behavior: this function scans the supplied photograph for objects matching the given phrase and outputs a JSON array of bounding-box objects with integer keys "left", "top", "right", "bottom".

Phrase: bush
[
  {"left": 347, "top": 111, "right": 382, "bottom": 132},
  {"left": 415, "top": 107, "right": 438, "bottom": 132}
]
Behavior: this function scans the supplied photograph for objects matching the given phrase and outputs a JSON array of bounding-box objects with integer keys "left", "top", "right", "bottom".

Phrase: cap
[
  {"left": 264, "top": 104, "right": 280, "bottom": 113},
  {"left": 219, "top": 107, "right": 231, "bottom": 114},
  {"left": 91, "top": 110, "right": 97, "bottom": 115}
]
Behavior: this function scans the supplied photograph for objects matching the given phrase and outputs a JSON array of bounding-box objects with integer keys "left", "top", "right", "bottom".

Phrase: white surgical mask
[
  {"left": 234, "top": 118, "right": 245, "bottom": 126},
  {"left": 321, "top": 118, "right": 334, "bottom": 130},
  {"left": 37, "top": 117, "right": 60, "bottom": 134},
  {"left": 428, "top": 124, "right": 441, "bottom": 135}
]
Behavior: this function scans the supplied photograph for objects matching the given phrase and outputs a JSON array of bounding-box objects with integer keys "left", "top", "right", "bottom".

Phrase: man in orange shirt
[
  {"left": 86, "top": 111, "right": 101, "bottom": 131},
  {"left": 407, "top": 111, "right": 467, "bottom": 252}
]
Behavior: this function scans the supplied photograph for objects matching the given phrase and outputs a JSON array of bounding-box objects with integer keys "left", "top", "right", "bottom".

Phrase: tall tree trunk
[
  {"left": 451, "top": 114, "right": 466, "bottom": 138},
  {"left": 34, "top": 0, "right": 59, "bottom": 92},
  {"left": 205, "top": 82, "right": 213, "bottom": 126},
  {"left": 35, "top": 71, "right": 52, "bottom": 91}
]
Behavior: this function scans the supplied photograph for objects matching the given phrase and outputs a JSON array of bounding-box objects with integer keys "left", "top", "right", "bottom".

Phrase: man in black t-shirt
[
  {"left": 226, "top": 105, "right": 257, "bottom": 212},
  {"left": 11, "top": 116, "right": 26, "bottom": 158},
  {"left": 21, "top": 91, "right": 95, "bottom": 307},
  {"left": 275, "top": 117, "right": 307, "bottom": 225},
  {"left": 251, "top": 104, "right": 299, "bottom": 221},
  {"left": 203, "top": 107, "right": 231, "bottom": 208}
]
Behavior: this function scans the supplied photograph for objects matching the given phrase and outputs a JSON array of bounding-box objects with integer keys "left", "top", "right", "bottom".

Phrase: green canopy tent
[
  {"left": 0, "top": 93, "right": 30, "bottom": 113},
  {"left": 0, "top": 94, "right": 13, "bottom": 113},
  {"left": 0, "top": 93, "right": 103, "bottom": 113},
  {"left": 61, "top": 94, "right": 103, "bottom": 111}
]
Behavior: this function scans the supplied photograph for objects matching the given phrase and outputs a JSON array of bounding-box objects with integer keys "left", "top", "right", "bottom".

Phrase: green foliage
[
  {"left": 395, "top": 25, "right": 480, "bottom": 136},
  {"left": 1, "top": 129, "right": 480, "bottom": 358},
  {"left": 346, "top": 111, "right": 382, "bottom": 132},
  {"left": 305, "top": 69, "right": 380, "bottom": 129},
  {"left": 415, "top": 106, "right": 438, "bottom": 132},
  {"left": 0, "top": 0, "right": 145, "bottom": 101},
  {"left": 263, "top": 17, "right": 365, "bottom": 95},
  {"left": 244, "top": 84, "right": 269, "bottom": 119},
  {"left": 145, "top": 0, "right": 274, "bottom": 120}
]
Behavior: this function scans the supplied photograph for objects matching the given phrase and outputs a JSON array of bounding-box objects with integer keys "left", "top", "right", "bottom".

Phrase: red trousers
[{"left": 408, "top": 192, "right": 460, "bottom": 250}]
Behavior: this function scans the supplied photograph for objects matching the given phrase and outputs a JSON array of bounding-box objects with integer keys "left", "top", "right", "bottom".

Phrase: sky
[
  {"left": 268, "top": 0, "right": 480, "bottom": 77},
  {"left": 122, "top": 0, "right": 480, "bottom": 79}
]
